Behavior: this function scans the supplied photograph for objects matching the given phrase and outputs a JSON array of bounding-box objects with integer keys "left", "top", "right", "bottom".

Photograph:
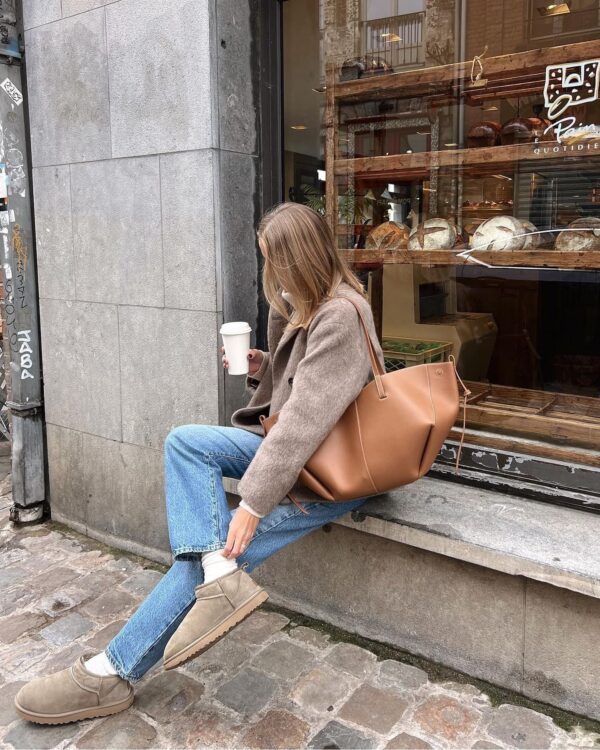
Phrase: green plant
[{"left": 300, "top": 184, "right": 325, "bottom": 215}]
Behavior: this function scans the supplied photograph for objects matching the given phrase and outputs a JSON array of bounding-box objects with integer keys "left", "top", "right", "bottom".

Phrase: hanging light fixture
[
  {"left": 537, "top": 1, "right": 571, "bottom": 16},
  {"left": 538, "top": 0, "right": 571, "bottom": 18}
]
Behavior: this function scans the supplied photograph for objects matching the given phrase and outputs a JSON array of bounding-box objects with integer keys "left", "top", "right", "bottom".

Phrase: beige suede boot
[
  {"left": 163, "top": 567, "right": 268, "bottom": 670},
  {"left": 14, "top": 653, "right": 134, "bottom": 725}
]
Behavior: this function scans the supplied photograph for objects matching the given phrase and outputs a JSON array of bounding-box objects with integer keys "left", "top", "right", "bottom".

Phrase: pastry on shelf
[
  {"left": 500, "top": 117, "right": 552, "bottom": 145},
  {"left": 467, "top": 121, "right": 501, "bottom": 148},
  {"left": 555, "top": 218, "right": 600, "bottom": 252},
  {"left": 469, "top": 216, "right": 526, "bottom": 252},
  {"left": 408, "top": 218, "right": 457, "bottom": 251},
  {"left": 365, "top": 221, "right": 410, "bottom": 251}
]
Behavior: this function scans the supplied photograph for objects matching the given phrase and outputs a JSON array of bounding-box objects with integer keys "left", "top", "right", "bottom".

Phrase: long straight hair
[{"left": 257, "top": 202, "right": 367, "bottom": 330}]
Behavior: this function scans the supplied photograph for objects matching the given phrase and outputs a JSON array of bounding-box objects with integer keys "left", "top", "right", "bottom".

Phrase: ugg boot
[
  {"left": 163, "top": 568, "right": 268, "bottom": 670},
  {"left": 14, "top": 653, "right": 134, "bottom": 725}
]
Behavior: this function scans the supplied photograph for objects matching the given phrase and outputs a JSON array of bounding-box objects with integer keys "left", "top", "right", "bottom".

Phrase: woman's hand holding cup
[{"left": 222, "top": 346, "right": 263, "bottom": 376}]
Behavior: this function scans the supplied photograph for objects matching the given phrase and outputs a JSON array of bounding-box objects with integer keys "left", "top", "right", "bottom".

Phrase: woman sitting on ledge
[{"left": 14, "top": 202, "right": 385, "bottom": 725}]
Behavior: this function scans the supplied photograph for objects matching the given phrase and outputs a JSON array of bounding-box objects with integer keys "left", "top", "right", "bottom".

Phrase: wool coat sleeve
[{"left": 237, "top": 304, "right": 371, "bottom": 517}]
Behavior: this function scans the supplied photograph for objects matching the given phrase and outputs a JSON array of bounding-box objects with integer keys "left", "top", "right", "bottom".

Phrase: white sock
[
  {"left": 201, "top": 549, "right": 237, "bottom": 584},
  {"left": 84, "top": 651, "right": 119, "bottom": 677}
]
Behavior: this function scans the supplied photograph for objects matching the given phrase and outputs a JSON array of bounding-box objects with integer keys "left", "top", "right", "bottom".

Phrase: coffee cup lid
[{"left": 220, "top": 321, "right": 252, "bottom": 335}]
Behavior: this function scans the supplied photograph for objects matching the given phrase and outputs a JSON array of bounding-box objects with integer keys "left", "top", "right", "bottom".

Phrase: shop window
[{"left": 283, "top": 0, "right": 600, "bottom": 497}]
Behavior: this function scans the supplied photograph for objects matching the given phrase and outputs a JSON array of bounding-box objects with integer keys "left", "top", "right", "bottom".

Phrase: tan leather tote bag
[{"left": 259, "top": 296, "right": 470, "bottom": 503}]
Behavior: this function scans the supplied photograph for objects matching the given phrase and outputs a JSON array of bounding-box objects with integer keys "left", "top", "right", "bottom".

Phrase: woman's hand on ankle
[{"left": 224, "top": 508, "right": 260, "bottom": 559}]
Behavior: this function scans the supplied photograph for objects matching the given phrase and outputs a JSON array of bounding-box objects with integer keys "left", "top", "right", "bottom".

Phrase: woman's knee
[{"left": 164, "top": 424, "right": 216, "bottom": 455}]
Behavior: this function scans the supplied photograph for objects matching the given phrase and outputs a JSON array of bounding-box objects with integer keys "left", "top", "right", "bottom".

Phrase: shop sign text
[{"left": 543, "top": 59, "right": 600, "bottom": 144}]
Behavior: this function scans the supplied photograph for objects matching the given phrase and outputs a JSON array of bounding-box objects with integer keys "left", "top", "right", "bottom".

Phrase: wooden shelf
[
  {"left": 334, "top": 140, "right": 600, "bottom": 180},
  {"left": 462, "top": 381, "right": 600, "bottom": 451},
  {"left": 333, "top": 40, "right": 599, "bottom": 102},
  {"left": 339, "top": 248, "right": 600, "bottom": 270}
]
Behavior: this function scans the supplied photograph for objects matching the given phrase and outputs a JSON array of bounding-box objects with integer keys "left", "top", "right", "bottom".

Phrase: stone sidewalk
[{"left": 1, "top": 479, "right": 600, "bottom": 748}]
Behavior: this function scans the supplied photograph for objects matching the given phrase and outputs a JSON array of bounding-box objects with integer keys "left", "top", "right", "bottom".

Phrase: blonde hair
[{"left": 257, "top": 202, "right": 367, "bottom": 330}]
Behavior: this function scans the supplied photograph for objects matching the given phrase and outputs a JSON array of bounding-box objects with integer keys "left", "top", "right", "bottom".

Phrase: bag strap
[
  {"left": 448, "top": 354, "right": 472, "bottom": 475},
  {"left": 335, "top": 294, "right": 387, "bottom": 399},
  {"left": 285, "top": 489, "right": 309, "bottom": 514}
]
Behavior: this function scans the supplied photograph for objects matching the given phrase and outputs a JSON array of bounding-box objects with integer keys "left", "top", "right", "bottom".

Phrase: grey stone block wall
[{"left": 24, "top": 0, "right": 262, "bottom": 559}]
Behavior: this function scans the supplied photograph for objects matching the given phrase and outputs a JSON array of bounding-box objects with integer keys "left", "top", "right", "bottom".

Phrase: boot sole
[
  {"left": 14, "top": 690, "right": 134, "bottom": 725},
  {"left": 164, "top": 589, "right": 269, "bottom": 671}
]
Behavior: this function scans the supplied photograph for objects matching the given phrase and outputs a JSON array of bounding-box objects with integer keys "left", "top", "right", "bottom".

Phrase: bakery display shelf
[
  {"left": 334, "top": 141, "right": 599, "bottom": 180},
  {"left": 339, "top": 248, "right": 600, "bottom": 270},
  {"left": 333, "top": 39, "right": 598, "bottom": 103},
  {"left": 462, "top": 381, "right": 600, "bottom": 450}
]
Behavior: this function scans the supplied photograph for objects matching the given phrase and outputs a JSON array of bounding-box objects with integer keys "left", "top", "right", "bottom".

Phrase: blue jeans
[{"left": 105, "top": 424, "right": 368, "bottom": 682}]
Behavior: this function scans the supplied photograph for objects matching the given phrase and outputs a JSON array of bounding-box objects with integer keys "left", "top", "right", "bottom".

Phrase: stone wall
[{"left": 22, "top": 0, "right": 264, "bottom": 559}]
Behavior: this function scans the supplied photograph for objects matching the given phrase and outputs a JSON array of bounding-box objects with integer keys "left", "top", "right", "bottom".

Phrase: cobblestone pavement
[{"left": 1, "top": 476, "right": 600, "bottom": 748}]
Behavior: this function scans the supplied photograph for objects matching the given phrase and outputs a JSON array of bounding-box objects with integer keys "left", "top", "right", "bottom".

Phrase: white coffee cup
[{"left": 220, "top": 321, "right": 252, "bottom": 375}]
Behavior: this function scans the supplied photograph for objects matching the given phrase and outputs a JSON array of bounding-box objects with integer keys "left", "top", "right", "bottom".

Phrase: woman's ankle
[
  {"left": 84, "top": 651, "right": 119, "bottom": 677},
  {"left": 201, "top": 549, "right": 238, "bottom": 583}
]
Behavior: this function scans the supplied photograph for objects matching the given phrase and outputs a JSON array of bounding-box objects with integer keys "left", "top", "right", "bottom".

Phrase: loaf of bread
[
  {"left": 366, "top": 221, "right": 410, "bottom": 250},
  {"left": 500, "top": 117, "right": 551, "bottom": 145},
  {"left": 408, "top": 218, "right": 457, "bottom": 251},
  {"left": 469, "top": 216, "right": 526, "bottom": 252},
  {"left": 467, "top": 121, "right": 501, "bottom": 148},
  {"left": 555, "top": 218, "right": 600, "bottom": 252}
]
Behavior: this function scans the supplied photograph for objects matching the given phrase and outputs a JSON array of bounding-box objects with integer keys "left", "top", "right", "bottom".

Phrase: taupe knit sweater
[{"left": 230, "top": 281, "right": 385, "bottom": 517}]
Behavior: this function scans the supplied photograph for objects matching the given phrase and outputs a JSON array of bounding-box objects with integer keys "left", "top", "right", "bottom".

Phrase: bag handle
[{"left": 335, "top": 295, "right": 387, "bottom": 399}]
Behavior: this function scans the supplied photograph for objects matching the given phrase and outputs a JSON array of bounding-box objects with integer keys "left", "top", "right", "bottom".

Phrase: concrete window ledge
[
  {"left": 226, "top": 475, "right": 600, "bottom": 600},
  {"left": 335, "top": 477, "right": 600, "bottom": 600}
]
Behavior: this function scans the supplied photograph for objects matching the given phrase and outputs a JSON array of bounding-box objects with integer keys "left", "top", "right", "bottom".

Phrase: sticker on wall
[
  {"left": 0, "top": 77, "right": 22, "bottom": 106},
  {"left": 3, "top": 261, "right": 11, "bottom": 279}
]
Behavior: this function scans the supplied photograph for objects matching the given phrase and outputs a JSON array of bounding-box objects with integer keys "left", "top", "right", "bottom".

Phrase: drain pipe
[{"left": 1, "top": 5, "right": 45, "bottom": 524}]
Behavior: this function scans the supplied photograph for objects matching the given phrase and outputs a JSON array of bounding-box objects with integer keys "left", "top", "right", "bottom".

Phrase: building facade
[{"left": 13, "top": 0, "right": 600, "bottom": 720}]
